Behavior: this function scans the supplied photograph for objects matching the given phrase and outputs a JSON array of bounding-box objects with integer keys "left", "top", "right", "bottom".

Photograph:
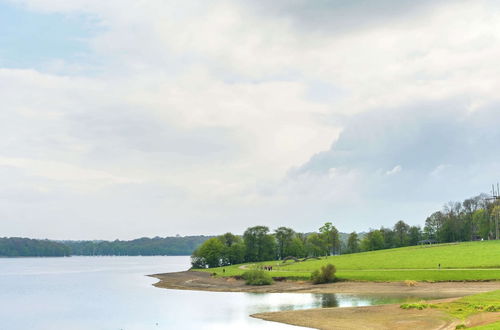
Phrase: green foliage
[
  {"left": 242, "top": 269, "right": 273, "bottom": 285},
  {"left": 400, "top": 302, "right": 437, "bottom": 310},
  {"left": 305, "top": 233, "right": 328, "bottom": 256},
  {"left": 275, "top": 227, "right": 296, "bottom": 259},
  {"left": 0, "top": 237, "right": 70, "bottom": 257},
  {"left": 191, "top": 238, "right": 225, "bottom": 268},
  {"left": 311, "top": 263, "right": 336, "bottom": 284},
  {"left": 468, "top": 321, "right": 500, "bottom": 329},
  {"left": 199, "top": 240, "right": 500, "bottom": 282},
  {"left": 64, "top": 236, "right": 211, "bottom": 256},
  {"left": 436, "top": 290, "right": 500, "bottom": 319},
  {"left": 243, "top": 226, "right": 276, "bottom": 262},
  {"left": 346, "top": 232, "right": 359, "bottom": 254},
  {"left": 319, "top": 222, "right": 341, "bottom": 255},
  {"left": 394, "top": 220, "right": 410, "bottom": 247},
  {"left": 361, "top": 230, "right": 385, "bottom": 251}
]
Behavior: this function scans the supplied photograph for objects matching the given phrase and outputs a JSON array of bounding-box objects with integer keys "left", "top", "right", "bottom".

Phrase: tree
[
  {"left": 243, "top": 226, "right": 276, "bottom": 262},
  {"left": 393, "top": 220, "right": 410, "bottom": 247},
  {"left": 218, "top": 233, "right": 245, "bottom": 265},
  {"left": 360, "top": 230, "right": 385, "bottom": 251},
  {"left": 191, "top": 237, "right": 225, "bottom": 268},
  {"left": 275, "top": 227, "right": 296, "bottom": 259},
  {"left": 346, "top": 232, "right": 360, "bottom": 254},
  {"left": 408, "top": 226, "right": 422, "bottom": 245},
  {"left": 424, "top": 211, "right": 444, "bottom": 241},
  {"left": 473, "top": 209, "right": 489, "bottom": 240},
  {"left": 319, "top": 222, "right": 341, "bottom": 255},
  {"left": 305, "top": 233, "right": 328, "bottom": 257},
  {"left": 288, "top": 236, "right": 307, "bottom": 258},
  {"left": 379, "top": 227, "right": 395, "bottom": 249}
]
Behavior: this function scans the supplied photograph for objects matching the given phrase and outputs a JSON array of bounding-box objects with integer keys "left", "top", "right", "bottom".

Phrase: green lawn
[
  {"left": 400, "top": 290, "right": 500, "bottom": 328},
  {"left": 197, "top": 240, "right": 500, "bottom": 281},
  {"left": 468, "top": 321, "right": 500, "bottom": 329},
  {"left": 437, "top": 290, "right": 500, "bottom": 319}
]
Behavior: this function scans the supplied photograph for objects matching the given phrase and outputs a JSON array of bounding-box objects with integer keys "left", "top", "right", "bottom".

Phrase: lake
[{"left": 0, "top": 256, "right": 443, "bottom": 330}]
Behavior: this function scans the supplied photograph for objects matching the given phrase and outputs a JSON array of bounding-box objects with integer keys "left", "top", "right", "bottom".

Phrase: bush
[
  {"left": 242, "top": 270, "right": 273, "bottom": 286},
  {"left": 311, "top": 263, "right": 336, "bottom": 284},
  {"left": 400, "top": 302, "right": 437, "bottom": 310}
]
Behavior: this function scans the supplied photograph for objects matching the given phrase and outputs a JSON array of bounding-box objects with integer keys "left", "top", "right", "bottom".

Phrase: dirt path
[{"left": 150, "top": 270, "right": 500, "bottom": 295}]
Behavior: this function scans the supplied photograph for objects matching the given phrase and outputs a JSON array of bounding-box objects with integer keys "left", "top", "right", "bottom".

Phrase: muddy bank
[
  {"left": 150, "top": 270, "right": 500, "bottom": 295},
  {"left": 252, "top": 298, "right": 458, "bottom": 330},
  {"left": 252, "top": 298, "right": 500, "bottom": 330}
]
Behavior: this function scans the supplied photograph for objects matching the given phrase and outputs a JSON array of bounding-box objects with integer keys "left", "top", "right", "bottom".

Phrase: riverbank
[
  {"left": 151, "top": 271, "right": 500, "bottom": 329},
  {"left": 252, "top": 297, "right": 500, "bottom": 330},
  {"left": 151, "top": 270, "right": 500, "bottom": 295}
]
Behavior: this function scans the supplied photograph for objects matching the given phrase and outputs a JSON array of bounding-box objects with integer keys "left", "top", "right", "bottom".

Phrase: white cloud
[
  {"left": 386, "top": 165, "right": 402, "bottom": 176},
  {"left": 0, "top": 157, "right": 140, "bottom": 187},
  {"left": 2, "top": 0, "right": 500, "bottom": 238}
]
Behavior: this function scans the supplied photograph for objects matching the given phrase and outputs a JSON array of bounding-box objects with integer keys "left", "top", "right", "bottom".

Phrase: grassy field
[
  {"left": 198, "top": 240, "right": 500, "bottom": 281},
  {"left": 469, "top": 321, "right": 500, "bottom": 329},
  {"left": 437, "top": 290, "right": 500, "bottom": 319},
  {"left": 400, "top": 290, "right": 500, "bottom": 328}
]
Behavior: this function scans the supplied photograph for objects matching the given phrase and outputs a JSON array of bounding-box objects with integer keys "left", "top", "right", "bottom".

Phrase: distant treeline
[
  {"left": 63, "top": 236, "right": 213, "bottom": 256},
  {"left": 192, "top": 193, "right": 500, "bottom": 268},
  {"left": 0, "top": 237, "right": 71, "bottom": 257},
  {"left": 0, "top": 236, "right": 213, "bottom": 257}
]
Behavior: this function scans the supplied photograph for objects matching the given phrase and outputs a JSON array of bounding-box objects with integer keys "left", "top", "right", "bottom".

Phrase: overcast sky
[{"left": 1, "top": 0, "right": 500, "bottom": 240}]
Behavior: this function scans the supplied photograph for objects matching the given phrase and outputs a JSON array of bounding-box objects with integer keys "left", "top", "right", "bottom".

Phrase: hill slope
[{"left": 201, "top": 240, "right": 500, "bottom": 281}]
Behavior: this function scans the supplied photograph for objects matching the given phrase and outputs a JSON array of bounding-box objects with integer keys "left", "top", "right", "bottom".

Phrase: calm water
[{"left": 0, "top": 256, "right": 444, "bottom": 330}]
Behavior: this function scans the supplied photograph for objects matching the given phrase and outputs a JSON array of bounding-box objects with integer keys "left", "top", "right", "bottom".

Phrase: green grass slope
[{"left": 199, "top": 240, "right": 500, "bottom": 281}]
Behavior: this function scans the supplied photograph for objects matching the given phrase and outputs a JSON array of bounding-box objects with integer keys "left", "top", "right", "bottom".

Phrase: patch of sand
[{"left": 252, "top": 299, "right": 459, "bottom": 330}]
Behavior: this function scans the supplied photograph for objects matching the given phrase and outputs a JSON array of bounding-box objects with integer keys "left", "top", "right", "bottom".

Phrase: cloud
[
  {"left": 386, "top": 165, "right": 402, "bottom": 176},
  {"left": 1, "top": 0, "right": 500, "bottom": 238}
]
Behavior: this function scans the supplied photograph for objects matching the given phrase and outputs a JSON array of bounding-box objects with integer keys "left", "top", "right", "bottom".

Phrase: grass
[
  {"left": 398, "top": 291, "right": 500, "bottom": 329},
  {"left": 197, "top": 240, "right": 500, "bottom": 282},
  {"left": 468, "top": 321, "right": 500, "bottom": 329},
  {"left": 436, "top": 290, "right": 500, "bottom": 319},
  {"left": 400, "top": 302, "right": 438, "bottom": 310}
]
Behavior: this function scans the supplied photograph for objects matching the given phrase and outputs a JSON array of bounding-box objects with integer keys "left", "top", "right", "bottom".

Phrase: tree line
[
  {"left": 0, "top": 236, "right": 213, "bottom": 257},
  {"left": 191, "top": 223, "right": 344, "bottom": 268},
  {"left": 0, "top": 237, "right": 71, "bottom": 257},
  {"left": 192, "top": 193, "right": 500, "bottom": 268},
  {"left": 63, "top": 236, "right": 212, "bottom": 256}
]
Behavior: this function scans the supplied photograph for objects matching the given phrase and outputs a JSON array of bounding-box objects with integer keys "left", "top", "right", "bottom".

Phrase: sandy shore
[
  {"left": 252, "top": 299, "right": 500, "bottom": 330},
  {"left": 151, "top": 271, "right": 500, "bottom": 329},
  {"left": 151, "top": 270, "right": 500, "bottom": 295}
]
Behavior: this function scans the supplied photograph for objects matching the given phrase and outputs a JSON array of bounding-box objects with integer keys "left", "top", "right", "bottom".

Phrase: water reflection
[
  {"left": 0, "top": 257, "right": 452, "bottom": 330},
  {"left": 245, "top": 291, "right": 444, "bottom": 314}
]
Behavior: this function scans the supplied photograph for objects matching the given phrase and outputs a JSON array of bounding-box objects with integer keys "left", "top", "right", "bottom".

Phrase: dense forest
[
  {"left": 63, "top": 236, "right": 213, "bottom": 256},
  {"left": 192, "top": 193, "right": 500, "bottom": 268},
  {"left": 0, "top": 236, "right": 213, "bottom": 257},
  {"left": 0, "top": 238, "right": 71, "bottom": 257}
]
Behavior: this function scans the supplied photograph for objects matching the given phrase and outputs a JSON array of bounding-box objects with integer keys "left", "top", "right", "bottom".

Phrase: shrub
[
  {"left": 242, "top": 270, "right": 273, "bottom": 286},
  {"left": 400, "top": 302, "right": 437, "bottom": 310},
  {"left": 311, "top": 263, "right": 336, "bottom": 284}
]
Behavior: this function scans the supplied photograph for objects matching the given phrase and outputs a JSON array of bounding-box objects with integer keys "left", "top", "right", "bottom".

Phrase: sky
[{"left": 1, "top": 0, "right": 500, "bottom": 240}]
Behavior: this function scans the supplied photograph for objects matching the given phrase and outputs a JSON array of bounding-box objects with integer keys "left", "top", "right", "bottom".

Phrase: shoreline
[
  {"left": 251, "top": 298, "right": 500, "bottom": 330},
  {"left": 151, "top": 271, "right": 500, "bottom": 329},
  {"left": 151, "top": 270, "right": 500, "bottom": 295}
]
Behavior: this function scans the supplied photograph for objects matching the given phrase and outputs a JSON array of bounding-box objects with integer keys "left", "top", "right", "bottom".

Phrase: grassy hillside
[{"left": 198, "top": 240, "right": 500, "bottom": 281}]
